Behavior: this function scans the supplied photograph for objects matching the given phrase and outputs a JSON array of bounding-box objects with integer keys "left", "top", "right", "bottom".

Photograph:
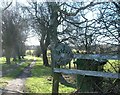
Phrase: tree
[
  {"left": 24, "top": 1, "right": 105, "bottom": 66},
  {"left": 2, "top": 6, "right": 28, "bottom": 63},
  {"left": 24, "top": 2, "right": 51, "bottom": 66},
  {"left": 0, "top": 1, "right": 12, "bottom": 57},
  {"left": 52, "top": 2, "right": 104, "bottom": 53},
  {"left": 94, "top": 2, "right": 119, "bottom": 54},
  {"left": 112, "top": 2, "right": 120, "bottom": 54},
  {"left": 91, "top": 2, "right": 120, "bottom": 93},
  {"left": 2, "top": 10, "right": 16, "bottom": 64}
]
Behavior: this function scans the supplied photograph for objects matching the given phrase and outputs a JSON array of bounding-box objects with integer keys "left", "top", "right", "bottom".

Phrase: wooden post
[
  {"left": 52, "top": 65, "right": 60, "bottom": 95},
  {"left": 52, "top": 72, "right": 60, "bottom": 94}
]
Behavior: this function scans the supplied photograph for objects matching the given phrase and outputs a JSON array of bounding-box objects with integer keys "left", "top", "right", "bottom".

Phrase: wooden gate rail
[
  {"left": 74, "top": 54, "right": 120, "bottom": 60},
  {"left": 54, "top": 68, "right": 120, "bottom": 79}
]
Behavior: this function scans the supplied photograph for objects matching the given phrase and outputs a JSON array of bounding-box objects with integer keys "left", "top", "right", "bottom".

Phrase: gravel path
[{"left": 2, "top": 58, "right": 36, "bottom": 94}]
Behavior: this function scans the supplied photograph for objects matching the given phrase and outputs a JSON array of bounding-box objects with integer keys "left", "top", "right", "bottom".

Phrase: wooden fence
[{"left": 52, "top": 54, "right": 120, "bottom": 94}]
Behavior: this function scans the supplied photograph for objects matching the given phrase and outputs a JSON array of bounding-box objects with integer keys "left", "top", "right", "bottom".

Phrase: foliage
[{"left": 26, "top": 50, "right": 34, "bottom": 56}]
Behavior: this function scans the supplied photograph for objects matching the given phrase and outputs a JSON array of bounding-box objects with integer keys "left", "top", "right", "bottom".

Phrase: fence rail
[
  {"left": 74, "top": 54, "right": 120, "bottom": 60},
  {"left": 54, "top": 68, "right": 120, "bottom": 79}
]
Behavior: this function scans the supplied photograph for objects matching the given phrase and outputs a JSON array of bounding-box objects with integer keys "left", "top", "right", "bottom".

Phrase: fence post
[
  {"left": 52, "top": 65, "right": 60, "bottom": 94},
  {"left": 69, "top": 62, "right": 71, "bottom": 69},
  {"left": 52, "top": 73, "right": 60, "bottom": 94},
  {"left": 51, "top": 44, "right": 60, "bottom": 94},
  {"left": 51, "top": 47, "right": 60, "bottom": 94}
]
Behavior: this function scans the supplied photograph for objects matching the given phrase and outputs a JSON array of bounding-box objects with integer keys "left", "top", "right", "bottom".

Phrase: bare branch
[
  {"left": 2, "top": 2, "right": 12, "bottom": 11},
  {"left": 59, "top": 2, "right": 103, "bottom": 16}
]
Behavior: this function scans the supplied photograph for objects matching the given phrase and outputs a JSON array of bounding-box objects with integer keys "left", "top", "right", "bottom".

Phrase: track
[{"left": 2, "top": 58, "right": 36, "bottom": 94}]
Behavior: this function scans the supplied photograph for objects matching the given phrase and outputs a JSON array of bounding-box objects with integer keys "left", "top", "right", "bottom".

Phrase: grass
[
  {"left": 3, "top": 55, "right": 118, "bottom": 93},
  {"left": 25, "top": 56, "right": 76, "bottom": 93},
  {"left": 104, "top": 60, "right": 120, "bottom": 73},
  {"left": 0, "top": 57, "right": 32, "bottom": 89},
  {"left": 0, "top": 55, "right": 119, "bottom": 93}
]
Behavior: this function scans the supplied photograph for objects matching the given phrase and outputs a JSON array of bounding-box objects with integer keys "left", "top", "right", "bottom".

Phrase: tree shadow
[{"left": 1, "top": 59, "right": 32, "bottom": 78}]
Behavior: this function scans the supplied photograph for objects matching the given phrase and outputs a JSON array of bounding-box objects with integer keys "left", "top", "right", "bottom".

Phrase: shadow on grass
[
  {"left": 2, "top": 64, "right": 26, "bottom": 78},
  {"left": 1, "top": 60, "right": 31, "bottom": 79},
  {"left": 0, "top": 56, "right": 39, "bottom": 80}
]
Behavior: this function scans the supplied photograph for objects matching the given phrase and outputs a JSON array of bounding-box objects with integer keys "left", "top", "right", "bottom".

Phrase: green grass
[
  {"left": 25, "top": 56, "right": 119, "bottom": 93},
  {"left": 1, "top": 55, "right": 119, "bottom": 93},
  {"left": 1, "top": 61, "right": 30, "bottom": 78},
  {"left": 0, "top": 57, "right": 32, "bottom": 88},
  {"left": 0, "top": 57, "right": 6, "bottom": 63},
  {"left": 25, "top": 57, "right": 75, "bottom": 93},
  {"left": 104, "top": 60, "right": 120, "bottom": 73},
  {"left": 4, "top": 61, "right": 30, "bottom": 78}
]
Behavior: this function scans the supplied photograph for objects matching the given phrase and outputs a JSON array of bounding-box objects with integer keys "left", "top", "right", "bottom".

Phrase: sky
[{"left": 25, "top": 36, "right": 40, "bottom": 46}]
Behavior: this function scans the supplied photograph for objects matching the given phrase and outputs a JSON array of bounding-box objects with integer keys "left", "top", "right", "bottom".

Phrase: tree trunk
[
  {"left": 40, "top": 39, "right": 49, "bottom": 66},
  {"left": 5, "top": 48, "right": 11, "bottom": 64},
  {"left": 16, "top": 44, "right": 21, "bottom": 61},
  {"left": 41, "top": 48, "right": 49, "bottom": 66},
  {"left": 40, "top": 32, "right": 50, "bottom": 67},
  {"left": 6, "top": 56, "right": 11, "bottom": 64}
]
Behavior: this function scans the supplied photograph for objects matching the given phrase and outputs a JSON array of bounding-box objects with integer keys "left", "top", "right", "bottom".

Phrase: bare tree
[
  {"left": 24, "top": 2, "right": 51, "bottom": 66},
  {"left": 0, "top": 0, "right": 12, "bottom": 57},
  {"left": 2, "top": 7, "right": 28, "bottom": 63},
  {"left": 23, "top": 1, "right": 105, "bottom": 66}
]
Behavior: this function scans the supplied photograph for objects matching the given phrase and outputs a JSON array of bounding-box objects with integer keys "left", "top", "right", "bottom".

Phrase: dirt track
[{"left": 2, "top": 59, "right": 36, "bottom": 94}]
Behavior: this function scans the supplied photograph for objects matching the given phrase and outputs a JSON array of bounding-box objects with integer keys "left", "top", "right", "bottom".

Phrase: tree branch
[{"left": 2, "top": 2, "right": 12, "bottom": 11}]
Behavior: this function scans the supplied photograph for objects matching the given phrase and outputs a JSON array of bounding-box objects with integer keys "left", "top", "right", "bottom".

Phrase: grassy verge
[
  {"left": 0, "top": 57, "right": 32, "bottom": 89},
  {"left": 25, "top": 56, "right": 76, "bottom": 93}
]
